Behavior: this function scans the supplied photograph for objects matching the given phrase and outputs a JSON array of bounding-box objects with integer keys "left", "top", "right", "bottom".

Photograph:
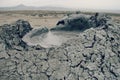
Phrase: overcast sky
[{"left": 0, "top": 0, "right": 120, "bottom": 10}]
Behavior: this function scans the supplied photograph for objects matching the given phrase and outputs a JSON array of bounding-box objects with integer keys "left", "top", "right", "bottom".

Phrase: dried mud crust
[{"left": 0, "top": 16, "right": 120, "bottom": 80}]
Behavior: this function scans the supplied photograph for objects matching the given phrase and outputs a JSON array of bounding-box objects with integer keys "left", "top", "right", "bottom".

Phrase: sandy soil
[{"left": 0, "top": 10, "right": 68, "bottom": 29}]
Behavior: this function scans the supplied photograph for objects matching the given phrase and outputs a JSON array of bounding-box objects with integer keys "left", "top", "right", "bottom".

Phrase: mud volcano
[{"left": 0, "top": 13, "right": 120, "bottom": 80}]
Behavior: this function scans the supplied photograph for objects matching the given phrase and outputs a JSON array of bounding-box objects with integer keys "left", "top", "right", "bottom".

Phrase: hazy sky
[{"left": 0, "top": 0, "right": 120, "bottom": 10}]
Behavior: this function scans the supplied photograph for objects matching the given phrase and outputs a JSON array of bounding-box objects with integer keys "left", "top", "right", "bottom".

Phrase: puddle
[{"left": 22, "top": 28, "right": 79, "bottom": 48}]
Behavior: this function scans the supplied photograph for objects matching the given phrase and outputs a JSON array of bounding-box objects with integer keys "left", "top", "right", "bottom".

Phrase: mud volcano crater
[
  {"left": 23, "top": 13, "right": 111, "bottom": 48},
  {"left": 22, "top": 28, "right": 80, "bottom": 48}
]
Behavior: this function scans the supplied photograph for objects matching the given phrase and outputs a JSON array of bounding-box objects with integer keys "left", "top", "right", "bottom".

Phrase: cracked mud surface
[{"left": 0, "top": 15, "right": 120, "bottom": 80}]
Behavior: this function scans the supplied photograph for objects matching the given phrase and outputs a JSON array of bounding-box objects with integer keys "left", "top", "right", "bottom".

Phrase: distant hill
[
  {"left": 0, "top": 4, "right": 73, "bottom": 11},
  {"left": 0, "top": 4, "right": 120, "bottom": 14}
]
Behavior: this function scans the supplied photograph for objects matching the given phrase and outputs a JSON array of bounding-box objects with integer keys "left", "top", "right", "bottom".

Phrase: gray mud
[{"left": 23, "top": 29, "right": 80, "bottom": 48}]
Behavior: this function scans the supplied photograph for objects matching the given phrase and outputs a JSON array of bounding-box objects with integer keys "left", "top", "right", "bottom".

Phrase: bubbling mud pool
[{"left": 22, "top": 28, "right": 80, "bottom": 48}]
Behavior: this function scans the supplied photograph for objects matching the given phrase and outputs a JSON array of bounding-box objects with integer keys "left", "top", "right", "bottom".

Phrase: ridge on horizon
[
  {"left": 0, "top": 4, "right": 120, "bottom": 13},
  {"left": 0, "top": 4, "right": 73, "bottom": 11}
]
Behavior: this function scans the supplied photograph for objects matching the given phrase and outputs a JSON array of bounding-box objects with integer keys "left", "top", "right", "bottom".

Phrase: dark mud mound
[
  {"left": 0, "top": 19, "right": 32, "bottom": 50},
  {"left": 51, "top": 13, "right": 111, "bottom": 31}
]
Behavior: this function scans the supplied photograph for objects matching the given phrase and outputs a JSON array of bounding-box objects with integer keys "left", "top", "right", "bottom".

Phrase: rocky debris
[
  {"left": 0, "top": 19, "right": 32, "bottom": 50},
  {"left": 0, "top": 14, "right": 120, "bottom": 80},
  {"left": 89, "top": 13, "right": 111, "bottom": 27},
  {"left": 51, "top": 13, "right": 111, "bottom": 31}
]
